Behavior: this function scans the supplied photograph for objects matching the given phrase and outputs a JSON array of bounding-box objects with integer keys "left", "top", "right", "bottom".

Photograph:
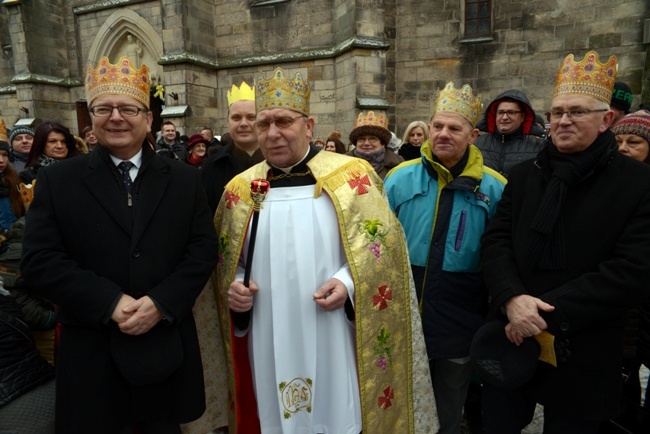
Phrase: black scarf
[{"left": 522, "top": 130, "right": 617, "bottom": 270}]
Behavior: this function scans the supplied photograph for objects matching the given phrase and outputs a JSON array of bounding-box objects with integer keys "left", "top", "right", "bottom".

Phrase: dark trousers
[{"left": 482, "top": 383, "right": 602, "bottom": 434}]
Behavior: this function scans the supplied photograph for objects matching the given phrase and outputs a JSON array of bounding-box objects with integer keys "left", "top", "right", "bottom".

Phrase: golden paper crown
[
  {"left": 0, "top": 120, "right": 7, "bottom": 143},
  {"left": 349, "top": 111, "right": 392, "bottom": 146},
  {"left": 227, "top": 81, "right": 255, "bottom": 106},
  {"left": 85, "top": 56, "right": 151, "bottom": 108},
  {"left": 355, "top": 111, "right": 388, "bottom": 129},
  {"left": 19, "top": 181, "right": 36, "bottom": 210},
  {"left": 255, "top": 68, "right": 310, "bottom": 116},
  {"left": 432, "top": 82, "right": 482, "bottom": 127},
  {"left": 553, "top": 51, "right": 617, "bottom": 104}
]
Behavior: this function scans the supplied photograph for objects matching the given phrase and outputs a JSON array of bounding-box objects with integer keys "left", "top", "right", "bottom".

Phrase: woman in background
[
  {"left": 19, "top": 121, "right": 77, "bottom": 184},
  {"left": 398, "top": 120, "right": 428, "bottom": 161}
]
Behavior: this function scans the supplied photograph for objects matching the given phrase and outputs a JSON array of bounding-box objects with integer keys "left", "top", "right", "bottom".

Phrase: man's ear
[
  {"left": 146, "top": 110, "right": 153, "bottom": 133},
  {"left": 599, "top": 110, "right": 615, "bottom": 133},
  {"left": 306, "top": 117, "right": 315, "bottom": 139}
]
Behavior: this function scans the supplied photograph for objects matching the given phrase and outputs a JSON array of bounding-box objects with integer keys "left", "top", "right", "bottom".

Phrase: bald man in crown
[
  {"left": 20, "top": 57, "right": 218, "bottom": 433},
  {"left": 213, "top": 68, "right": 437, "bottom": 433},
  {"left": 480, "top": 52, "right": 650, "bottom": 433}
]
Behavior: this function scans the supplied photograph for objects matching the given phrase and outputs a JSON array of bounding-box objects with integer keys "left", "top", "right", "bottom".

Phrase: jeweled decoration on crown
[
  {"left": 553, "top": 51, "right": 617, "bottom": 104},
  {"left": 227, "top": 81, "right": 256, "bottom": 106},
  {"left": 355, "top": 111, "right": 388, "bottom": 129},
  {"left": 432, "top": 82, "right": 482, "bottom": 127},
  {"left": 256, "top": 68, "right": 310, "bottom": 116},
  {"left": 85, "top": 56, "right": 151, "bottom": 108}
]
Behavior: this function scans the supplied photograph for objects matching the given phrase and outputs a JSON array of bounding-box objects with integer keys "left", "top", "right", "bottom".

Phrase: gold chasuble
[{"left": 213, "top": 150, "right": 437, "bottom": 433}]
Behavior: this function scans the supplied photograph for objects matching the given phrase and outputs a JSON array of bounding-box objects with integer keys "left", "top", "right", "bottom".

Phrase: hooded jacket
[{"left": 475, "top": 89, "right": 545, "bottom": 177}]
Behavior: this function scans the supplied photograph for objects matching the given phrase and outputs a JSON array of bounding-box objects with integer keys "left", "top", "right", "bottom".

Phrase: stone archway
[
  {"left": 84, "top": 8, "right": 164, "bottom": 134},
  {"left": 86, "top": 8, "right": 163, "bottom": 82}
]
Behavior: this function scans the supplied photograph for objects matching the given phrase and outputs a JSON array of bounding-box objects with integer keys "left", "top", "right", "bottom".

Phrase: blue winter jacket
[{"left": 384, "top": 142, "right": 506, "bottom": 359}]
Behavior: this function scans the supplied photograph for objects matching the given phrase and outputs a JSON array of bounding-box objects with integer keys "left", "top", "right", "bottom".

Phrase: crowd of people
[{"left": 0, "top": 48, "right": 650, "bottom": 434}]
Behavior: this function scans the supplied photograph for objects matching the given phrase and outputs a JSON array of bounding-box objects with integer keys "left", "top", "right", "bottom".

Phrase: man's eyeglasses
[
  {"left": 89, "top": 105, "right": 146, "bottom": 117},
  {"left": 549, "top": 109, "right": 608, "bottom": 120},
  {"left": 496, "top": 110, "right": 522, "bottom": 117},
  {"left": 255, "top": 115, "right": 304, "bottom": 132}
]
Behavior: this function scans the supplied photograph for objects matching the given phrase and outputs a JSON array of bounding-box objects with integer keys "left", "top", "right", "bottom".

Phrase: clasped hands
[
  {"left": 504, "top": 294, "right": 555, "bottom": 346},
  {"left": 111, "top": 294, "right": 163, "bottom": 336},
  {"left": 228, "top": 278, "right": 348, "bottom": 313}
]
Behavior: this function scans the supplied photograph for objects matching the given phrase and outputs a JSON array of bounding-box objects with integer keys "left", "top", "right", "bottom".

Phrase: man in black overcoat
[
  {"left": 20, "top": 56, "right": 218, "bottom": 433},
  {"left": 480, "top": 51, "right": 650, "bottom": 433}
]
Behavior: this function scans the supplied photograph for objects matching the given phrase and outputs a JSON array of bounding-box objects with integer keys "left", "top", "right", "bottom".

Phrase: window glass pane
[
  {"left": 478, "top": 19, "right": 490, "bottom": 35},
  {"left": 465, "top": 0, "right": 491, "bottom": 36},
  {"left": 466, "top": 20, "right": 478, "bottom": 35}
]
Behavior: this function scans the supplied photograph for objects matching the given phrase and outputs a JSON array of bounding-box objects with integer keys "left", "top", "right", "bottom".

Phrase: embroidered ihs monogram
[{"left": 279, "top": 377, "right": 313, "bottom": 419}]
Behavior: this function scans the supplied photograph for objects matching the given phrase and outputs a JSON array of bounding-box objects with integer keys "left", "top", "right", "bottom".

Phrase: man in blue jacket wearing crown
[{"left": 384, "top": 82, "right": 506, "bottom": 434}]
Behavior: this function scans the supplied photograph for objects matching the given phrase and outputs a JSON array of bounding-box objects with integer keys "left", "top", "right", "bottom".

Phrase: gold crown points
[
  {"left": 355, "top": 111, "right": 388, "bottom": 129},
  {"left": 85, "top": 56, "right": 151, "bottom": 108},
  {"left": 432, "top": 82, "right": 482, "bottom": 127},
  {"left": 0, "top": 119, "right": 6, "bottom": 142},
  {"left": 227, "top": 81, "right": 255, "bottom": 106},
  {"left": 255, "top": 68, "right": 310, "bottom": 116},
  {"left": 553, "top": 51, "right": 617, "bottom": 104}
]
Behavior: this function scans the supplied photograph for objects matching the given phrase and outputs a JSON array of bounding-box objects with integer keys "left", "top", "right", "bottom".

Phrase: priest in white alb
[{"left": 213, "top": 67, "right": 437, "bottom": 434}]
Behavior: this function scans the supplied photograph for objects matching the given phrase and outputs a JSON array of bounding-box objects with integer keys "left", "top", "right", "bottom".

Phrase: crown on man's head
[
  {"left": 0, "top": 120, "right": 7, "bottom": 143},
  {"left": 256, "top": 68, "right": 310, "bottom": 116},
  {"left": 227, "top": 81, "right": 255, "bottom": 106},
  {"left": 553, "top": 51, "right": 617, "bottom": 104},
  {"left": 85, "top": 56, "right": 151, "bottom": 108},
  {"left": 432, "top": 82, "right": 482, "bottom": 127}
]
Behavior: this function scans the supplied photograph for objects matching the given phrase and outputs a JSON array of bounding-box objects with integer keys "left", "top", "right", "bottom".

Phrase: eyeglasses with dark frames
[
  {"left": 496, "top": 110, "right": 523, "bottom": 117},
  {"left": 89, "top": 105, "right": 146, "bottom": 117}
]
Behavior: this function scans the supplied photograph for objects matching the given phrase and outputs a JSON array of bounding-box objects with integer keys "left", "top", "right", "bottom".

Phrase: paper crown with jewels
[
  {"left": 553, "top": 51, "right": 618, "bottom": 104},
  {"left": 255, "top": 68, "right": 310, "bottom": 116},
  {"left": 19, "top": 181, "right": 35, "bottom": 210},
  {"left": 227, "top": 81, "right": 255, "bottom": 106},
  {"left": 431, "top": 82, "right": 482, "bottom": 127},
  {"left": 85, "top": 56, "right": 151, "bottom": 108},
  {"left": 0, "top": 120, "right": 7, "bottom": 143},
  {"left": 349, "top": 111, "right": 392, "bottom": 146}
]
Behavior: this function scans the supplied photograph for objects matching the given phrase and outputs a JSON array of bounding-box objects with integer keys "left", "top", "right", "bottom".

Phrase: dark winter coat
[
  {"left": 0, "top": 292, "right": 54, "bottom": 407},
  {"left": 20, "top": 144, "right": 219, "bottom": 432},
  {"left": 475, "top": 89, "right": 545, "bottom": 177},
  {"left": 156, "top": 137, "right": 186, "bottom": 161},
  {"left": 201, "top": 143, "right": 264, "bottom": 214},
  {"left": 481, "top": 136, "right": 650, "bottom": 420}
]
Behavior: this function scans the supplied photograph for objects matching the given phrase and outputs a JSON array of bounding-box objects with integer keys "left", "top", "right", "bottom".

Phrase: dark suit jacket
[
  {"left": 481, "top": 141, "right": 650, "bottom": 420},
  {"left": 21, "top": 144, "right": 219, "bottom": 432}
]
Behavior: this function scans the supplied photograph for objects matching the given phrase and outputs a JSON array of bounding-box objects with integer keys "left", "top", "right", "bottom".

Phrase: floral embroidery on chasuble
[{"left": 213, "top": 151, "right": 432, "bottom": 433}]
